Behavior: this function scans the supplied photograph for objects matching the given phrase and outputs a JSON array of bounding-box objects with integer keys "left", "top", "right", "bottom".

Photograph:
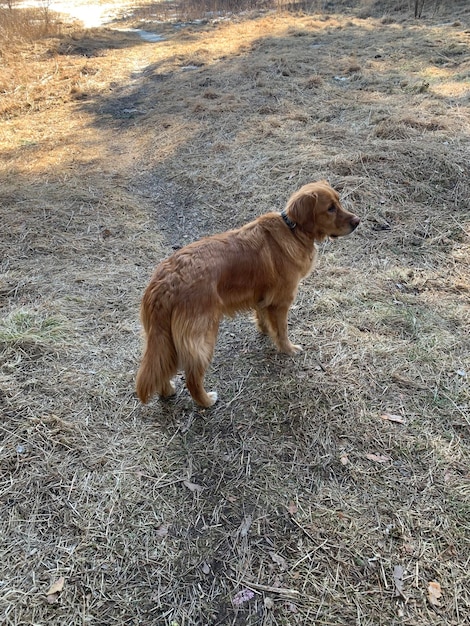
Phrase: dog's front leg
[{"left": 265, "top": 304, "right": 302, "bottom": 355}]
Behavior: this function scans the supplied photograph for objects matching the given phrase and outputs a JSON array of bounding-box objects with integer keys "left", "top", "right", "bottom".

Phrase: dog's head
[{"left": 285, "top": 181, "right": 360, "bottom": 242}]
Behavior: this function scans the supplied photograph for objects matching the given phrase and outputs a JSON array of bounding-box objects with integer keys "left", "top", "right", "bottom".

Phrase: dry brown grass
[{"left": 1, "top": 1, "right": 469, "bottom": 624}]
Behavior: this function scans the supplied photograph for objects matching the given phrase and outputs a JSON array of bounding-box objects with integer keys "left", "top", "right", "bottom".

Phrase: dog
[{"left": 136, "top": 181, "right": 360, "bottom": 407}]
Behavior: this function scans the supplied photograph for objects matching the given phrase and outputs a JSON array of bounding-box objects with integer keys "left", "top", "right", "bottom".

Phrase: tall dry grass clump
[
  {"left": 0, "top": 5, "right": 61, "bottom": 48},
  {"left": 0, "top": 7, "right": 82, "bottom": 118}
]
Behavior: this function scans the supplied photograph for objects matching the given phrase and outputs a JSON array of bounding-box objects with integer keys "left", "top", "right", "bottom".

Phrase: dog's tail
[{"left": 136, "top": 289, "right": 178, "bottom": 404}]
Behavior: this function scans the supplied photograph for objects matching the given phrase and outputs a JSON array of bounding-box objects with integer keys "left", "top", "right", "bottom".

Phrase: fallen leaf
[
  {"left": 232, "top": 588, "right": 255, "bottom": 606},
  {"left": 428, "top": 580, "right": 442, "bottom": 606},
  {"left": 46, "top": 594, "right": 60, "bottom": 604},
  {"left": 393, "top": 565, "right": 405, "bottom": 598},
  {"left": 381, "top": 413, "right": 406, "bottom": 424},
  {"left": 264, "top": 596, "right": 274, "bottom": 609},
  {"left": 46, "top": 577, "right": 64, "bottom": 596},
  {"left": 46, "top": 576, "right": 65, "bottom": 603},
  {"left": 286, "top": 601, "right": 298, "bottom": 613},
  {"left": 269, "top": 551, "right": 287, "bottom": 570},
  {"left": 287, "top": 501, "right": 298, "bottom": 515},
  {"left": 183, "top": 480, "right": 203, "bottom": 493},
  {"left": 444, "top": 469, "right": 453, "bottom": 483},
  {"left": 365, "top": 453, "right": 391, "bottom": 463},
  {"left": 155, "top": 524, "right": 169, "bottom": 538},
  {"left": 239, "top": 514, "right": 252, "bottom": 538},
  {"left": 340, "top": 453, "right": 349, "bottom": 465},
  {"left": 201, "top": 562, "right": 210, "bottom": 575}
]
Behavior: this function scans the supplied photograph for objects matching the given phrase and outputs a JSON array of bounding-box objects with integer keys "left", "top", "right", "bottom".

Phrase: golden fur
[{"left": 136, "top": 181, "right": 360, "bottom": 407}]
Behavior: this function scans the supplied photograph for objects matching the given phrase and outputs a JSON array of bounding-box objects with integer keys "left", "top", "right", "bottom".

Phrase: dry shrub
[
  {"left": 0, "top": 8, "right": 77, "bottom": 118},
  {"left": 0, "top": 7, "right": 62, "bottom": 49}
]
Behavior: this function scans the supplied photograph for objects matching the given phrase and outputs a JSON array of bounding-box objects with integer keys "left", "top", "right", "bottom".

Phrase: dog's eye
[{"left": 328, "top": 205, "right": 336, "bottom": 213}]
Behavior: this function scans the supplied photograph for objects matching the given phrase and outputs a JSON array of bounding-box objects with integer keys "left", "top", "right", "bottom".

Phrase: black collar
[{"left": 280, "top": 209, "right": 296, "bottom": 230}]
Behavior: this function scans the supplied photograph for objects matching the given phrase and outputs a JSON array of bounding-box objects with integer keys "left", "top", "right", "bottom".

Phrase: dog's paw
[
  {"left": 280, "top": 342, "right": 303, "bottom": 355},
  {"left": 205, "top": 391, "right": 218, "bottom": 407},
  {"left": 193, "top": 390, "right": 218, "bottom": 408},
  {"left": 208, "top": 391, "right": 218, "bottom": 404},
  {"left": 161, "top": 381, "right": 177, "bottom": 398}
]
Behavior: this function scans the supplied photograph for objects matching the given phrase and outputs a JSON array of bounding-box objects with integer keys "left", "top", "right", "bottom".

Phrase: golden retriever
[{"left": 136, "top": 181, "right": 360, "bottom": 407}]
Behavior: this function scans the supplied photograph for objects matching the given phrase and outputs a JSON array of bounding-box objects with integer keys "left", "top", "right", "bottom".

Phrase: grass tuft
[{"left": 0, "top": 309, "right": 70, "bottom": 347}]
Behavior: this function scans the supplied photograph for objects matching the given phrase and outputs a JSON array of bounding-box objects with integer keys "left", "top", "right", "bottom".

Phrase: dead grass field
[{"left": 1, "top": 1, "right": 469, "bottom": 624}]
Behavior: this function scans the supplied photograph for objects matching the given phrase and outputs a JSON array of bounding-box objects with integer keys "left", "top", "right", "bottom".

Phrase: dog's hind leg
[
  {"left": 254, "top": 307, "right": 272, "bottom": 336},
  {"left": 185, "top": 360, "right": 218, "bottom": 408},
  {"left": 174, "top": 315, "right": 220, "bottom": 407},
  {"left": 159, "top": 378, "right": 177, "bottom": 398},
  {"left": 136, "top": 324, "right": 178, "bottom": 403}
]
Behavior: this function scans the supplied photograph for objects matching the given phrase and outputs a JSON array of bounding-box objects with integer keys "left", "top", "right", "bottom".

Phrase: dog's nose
[{"left": 350, "top": 216, "right": 360, "bottom": 229}]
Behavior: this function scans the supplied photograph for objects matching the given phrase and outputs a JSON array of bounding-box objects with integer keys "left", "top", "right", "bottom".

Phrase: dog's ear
[{"left": 288, "top": 191, "right": 318, "bottom": 236}]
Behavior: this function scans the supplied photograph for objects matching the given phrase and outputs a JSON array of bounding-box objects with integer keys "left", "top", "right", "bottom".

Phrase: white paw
[
  {"left": 281, "top": 343, "right": 303, "bottom": 355},
  {"left": 206, "top": 391, "right": 218, "bottom": 406},
  {"left": 161, "top": 381, "right": 176, "bottom": 398}
]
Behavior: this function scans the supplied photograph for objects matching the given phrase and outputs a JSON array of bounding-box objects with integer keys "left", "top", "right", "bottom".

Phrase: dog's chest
[{"left": 303, "top": 247, "right": 317, "bottom": 278}]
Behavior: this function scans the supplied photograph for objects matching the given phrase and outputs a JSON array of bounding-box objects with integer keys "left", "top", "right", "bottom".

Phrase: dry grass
[{"left": 1, "top": 1, "right": 469, "bottom": 624}]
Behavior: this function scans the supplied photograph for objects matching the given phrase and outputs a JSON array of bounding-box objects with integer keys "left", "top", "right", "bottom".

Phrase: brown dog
[{"left": 136, "top": 181, "right": 360, "bottom": 407}]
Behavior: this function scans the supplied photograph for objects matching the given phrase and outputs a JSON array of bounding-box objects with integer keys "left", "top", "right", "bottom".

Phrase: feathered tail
[{"left": 136, "top": 287, "right": 177, "bottom": 403}]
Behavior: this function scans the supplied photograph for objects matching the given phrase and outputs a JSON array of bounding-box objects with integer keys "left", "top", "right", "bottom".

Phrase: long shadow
[
  {"left": 72, "top": 13, "right": 469, "bottom": 253},
  {"left": 75, "top": 15, "right": 470, "bottom": 129}
]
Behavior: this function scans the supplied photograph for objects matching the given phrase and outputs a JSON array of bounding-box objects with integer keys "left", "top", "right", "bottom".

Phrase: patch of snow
[
  {"left": 18, "top": 1, "right": 166, "bottom": 42},
  {"left": 116, "top": 28, "right": 165, "bottom": 42},
  {"left": 19, "top": 0, "right": 130, "bottom": 28}
]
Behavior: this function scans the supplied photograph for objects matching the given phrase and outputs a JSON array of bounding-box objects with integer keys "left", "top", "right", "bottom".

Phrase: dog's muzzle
[{"left": 350, "top": 216, "right": 360, "bottom": 231}]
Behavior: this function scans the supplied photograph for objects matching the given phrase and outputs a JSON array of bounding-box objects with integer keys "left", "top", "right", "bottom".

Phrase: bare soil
[{"left": 1, "top": 1, "right": 469, "bottom": 625}]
